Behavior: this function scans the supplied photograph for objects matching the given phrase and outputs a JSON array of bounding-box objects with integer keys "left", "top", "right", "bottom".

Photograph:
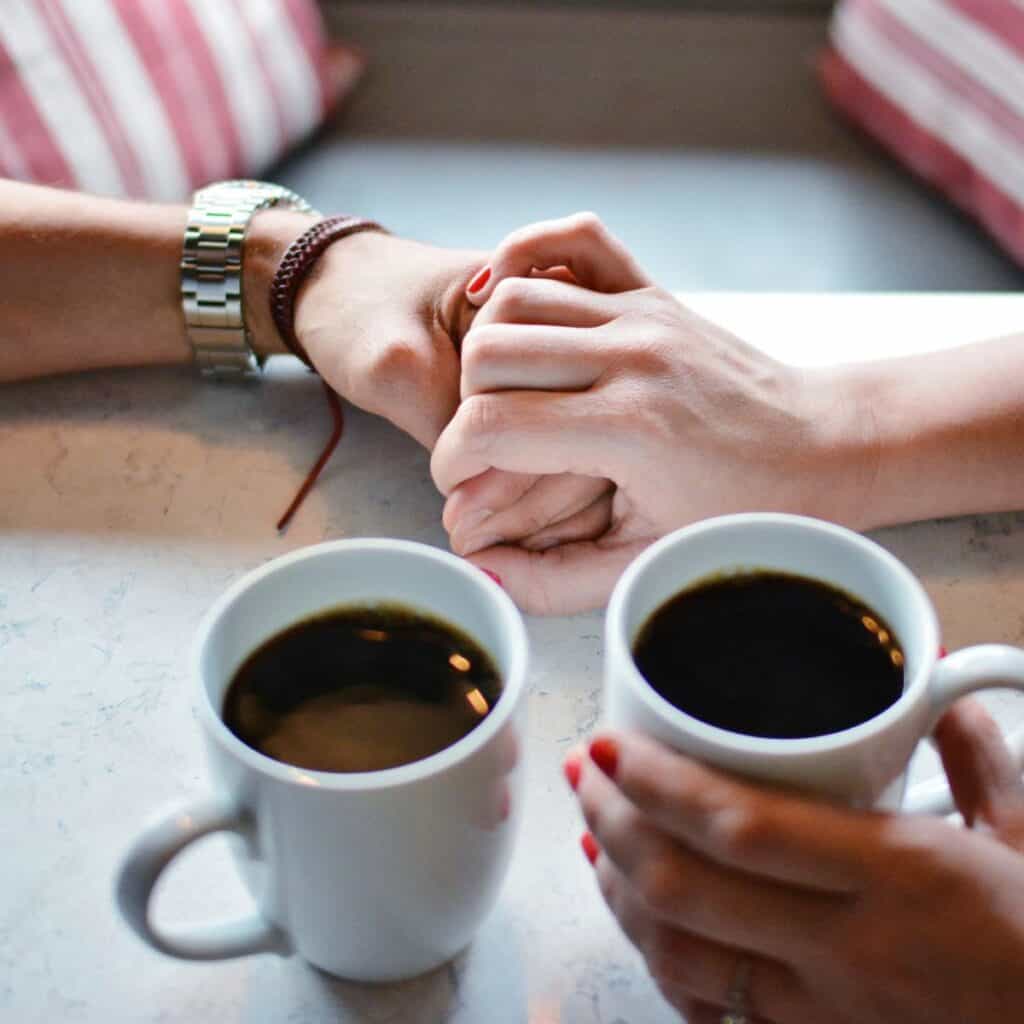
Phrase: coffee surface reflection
[{"left": 223, "top": 603, "right": 502, "bottom": 772}]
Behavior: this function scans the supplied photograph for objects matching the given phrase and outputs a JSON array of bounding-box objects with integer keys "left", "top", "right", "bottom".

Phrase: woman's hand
[
  {"left": 567, "top": 699, "right": 1024, "bottom": 1024},
  {"left": 294, "top": 230, "right": 483, "bottom": 449},
  {"left": 440, "top": 214, "right": 654, "bottom": 564},
  {"left": 432, "top": 248, "right": 873, "bottom": 614},
  {"left": 291, "top": 223, "right": 618, "bottom": 553}
]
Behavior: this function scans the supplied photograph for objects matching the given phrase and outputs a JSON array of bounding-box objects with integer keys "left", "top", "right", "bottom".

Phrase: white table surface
[{"left": 3, "top": 293, "right": 1024, "bottom": 1024}]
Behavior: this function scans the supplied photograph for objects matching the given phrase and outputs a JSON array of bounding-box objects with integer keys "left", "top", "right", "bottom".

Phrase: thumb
[
  {"left": 464, "top": 537, "right": 651, "bottom": 616},
  {"left": 934, "top": 697, "right": 1024, "bottom": 844}
]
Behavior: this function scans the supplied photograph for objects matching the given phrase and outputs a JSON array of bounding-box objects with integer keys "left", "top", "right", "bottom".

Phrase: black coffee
[
  {"left": 223, "top": 604, "right": 502, "bottom": 772},
  {"left": 632, "top": 571, "right": 904, "bottom": 739}
]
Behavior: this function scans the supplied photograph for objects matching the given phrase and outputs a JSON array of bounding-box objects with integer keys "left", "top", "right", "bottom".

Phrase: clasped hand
[
  {"left": 429, "top": 213, "right": 873, "bottom": 614},
  {"left": 294, "top": 213, "right": 874, "bottom": 614}
]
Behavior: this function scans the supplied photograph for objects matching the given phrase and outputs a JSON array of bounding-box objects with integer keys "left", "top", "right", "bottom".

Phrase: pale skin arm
[
  {"left": 841, "top": 335, "right": 1024, "bottom": 527},
  {"left": 434, "top": 214, "right": 1024, "bottom": 614}
]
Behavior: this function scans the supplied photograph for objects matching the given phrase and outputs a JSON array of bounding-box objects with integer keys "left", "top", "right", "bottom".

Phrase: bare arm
[
  {"left": 0, "top": 180, "right": 491, "bottom": 451},
  {"left": 0, "top": 179, "right": 300, "bottom": 381},
  {"left": 830, "top": 334, "right": 1024, "bottom": 528}
]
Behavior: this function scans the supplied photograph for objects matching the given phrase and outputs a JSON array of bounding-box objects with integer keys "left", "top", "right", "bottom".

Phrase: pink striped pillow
[
  {"left": 821, "top": 0, "right": 1024, "bottom": 267},
  {"left": 0, "top": 0, "right": 363, "bottom": 201}
]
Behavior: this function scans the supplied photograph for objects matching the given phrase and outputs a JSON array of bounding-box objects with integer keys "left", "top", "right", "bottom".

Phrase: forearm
[
  {"left": 0, "top": 180, "right": 304, "bottom": 381},
  {"left": 826, "top": 332, "right": 1024, "bottom": 529}
]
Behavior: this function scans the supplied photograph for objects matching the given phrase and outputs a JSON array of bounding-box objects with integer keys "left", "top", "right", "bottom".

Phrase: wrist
[
  {"left": 797, "top": 364, "right": 883, "bottom": 531},
  {"left": 243, "top": 209, "right": 317, "bottom": 360},
  {"left": 292, "top": 228, "right": 394, "bottom": 373}
]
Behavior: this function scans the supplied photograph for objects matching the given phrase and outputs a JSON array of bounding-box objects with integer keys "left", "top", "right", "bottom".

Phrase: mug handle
[
  {"left": 904, "top": 645, "right": 1024, "bottom": 815},
  {"left": 116, "top": 796, "right": 290, "bottom": 961}
]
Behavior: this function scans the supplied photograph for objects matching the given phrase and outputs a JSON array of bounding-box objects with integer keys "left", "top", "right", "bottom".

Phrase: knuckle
[
  {"left": 569, "top": 210, "right": 607, "bottom": 239},
  {"left": 635, "top": 858, "right": 685, "bottom": 914},
  {"left": 618, "top": 337, "right": 675, "bottom": 380},
  {"left": 644, "top": 284, "right": 678, "bottom": 308},
  {"left": 487, "top": 277, "right": 532, "bottom": 320},
  {"left": 515, "top": 511, "right": 550, "bottom": 539},
  {"left": 631, "top": 290, "right": 684, "bottom": 331},
  {"left": 460, "top": 327, "right": 503, "bottom": 381},
  {"left": 706, "top": 801, "right": 775, "bottom": 862},
  {"left": 497, "top": 219, "right": 560, "bottom": 262},
  {"left": 458, "top": 394, "right": 505, "bottom": 449}
]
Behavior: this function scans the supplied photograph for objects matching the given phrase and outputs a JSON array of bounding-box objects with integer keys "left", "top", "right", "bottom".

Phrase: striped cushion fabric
[
  {"left": 821, "top": 0, "right": 1024, "bottom": 267},
  {"left": 0, "top": 0, "right": 364, "bottom": 201}
]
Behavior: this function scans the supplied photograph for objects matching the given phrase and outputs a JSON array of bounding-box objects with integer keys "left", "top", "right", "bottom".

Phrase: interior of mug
[
  {"left": 614, "top": 514, "right": 939, "bottom": 707},
  {"left": 195, "top": 539, "right": 525, "bottom": 738}
]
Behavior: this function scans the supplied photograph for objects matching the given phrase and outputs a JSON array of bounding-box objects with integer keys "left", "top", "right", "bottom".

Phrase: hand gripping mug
[{"left": 604, "top": 514, "right": 1024, "bottom": 811}]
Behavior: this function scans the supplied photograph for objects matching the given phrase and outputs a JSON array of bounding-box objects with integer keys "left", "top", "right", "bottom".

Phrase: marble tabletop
[{"left": 3, "top": 293, "right": 1024, "bottom": 1024}]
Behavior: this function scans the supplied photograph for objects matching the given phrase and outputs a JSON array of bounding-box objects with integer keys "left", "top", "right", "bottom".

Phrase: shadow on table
[
  {"left": 233, "top": 905, "right": 530, "bottom": 1024},
  {"left": 0, "top": 361, "right": 447, "bottom": 546}
]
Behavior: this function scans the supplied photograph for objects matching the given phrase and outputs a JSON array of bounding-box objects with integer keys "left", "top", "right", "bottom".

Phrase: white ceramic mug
[
  {"left": 116, "top": 539, "right": 528, "bottom": 981},
  {"left": 605, "top": 513, "right": 1024, "bottom": 811}
]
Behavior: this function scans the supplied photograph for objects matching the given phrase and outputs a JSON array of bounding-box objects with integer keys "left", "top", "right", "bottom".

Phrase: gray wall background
[{"left": 276, "top": 2, "right": 1022, "bottom": 291}]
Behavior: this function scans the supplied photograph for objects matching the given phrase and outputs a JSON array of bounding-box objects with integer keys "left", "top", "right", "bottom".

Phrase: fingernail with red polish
[
  {"left": 563, "top": 754, "right": 581, "bottom": 792},
  {"left": 581, "top": 831, "right": 600, "bottom": 866},
  {"left": 589, "top": 737, "right": 619, "bottom": 779},
  {"left": 481, "top": 568, "right": 503, "bottom": 587},
  {"left": 938, "top": 645, "right": 948, "bottom": 659},
  {"left": 467, "top": 266, "right": 491, "bottom": 294}
]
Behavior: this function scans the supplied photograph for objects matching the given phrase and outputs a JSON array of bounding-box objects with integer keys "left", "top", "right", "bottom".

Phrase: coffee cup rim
[
  {"left": 191, "top": 538, "right": 529, "bottom": 791},
  {"left": 606, "top": 513, "right": 940, "bottom": 756}
]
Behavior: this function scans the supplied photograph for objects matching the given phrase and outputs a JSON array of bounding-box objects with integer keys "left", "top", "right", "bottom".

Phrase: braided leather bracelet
[
  {"left": 268, "top": 215, "right": 387, "bottom": 531},
  {"left": 270, "top": 214, "right": 386, "bottom": 366}
]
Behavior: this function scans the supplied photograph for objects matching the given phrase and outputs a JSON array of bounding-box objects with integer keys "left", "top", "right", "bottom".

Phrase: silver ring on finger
[{"left": 720, "top": 955, "right": 754, "bottom": 1024}]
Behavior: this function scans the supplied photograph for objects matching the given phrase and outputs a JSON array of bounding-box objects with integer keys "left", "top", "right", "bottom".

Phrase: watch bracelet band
[
  {"left": 269, "top": 215, "right": 387, "bottom": 369},
  {"left": 181, "top": 180, "right": 317, "bottom": 378}
]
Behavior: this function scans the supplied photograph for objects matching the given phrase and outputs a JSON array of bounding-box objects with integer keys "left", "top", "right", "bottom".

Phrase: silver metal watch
[{"left": 181, "top": 180, "right": 318, "bottom": 378}]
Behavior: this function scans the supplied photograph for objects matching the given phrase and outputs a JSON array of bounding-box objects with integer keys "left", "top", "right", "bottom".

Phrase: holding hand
[
  {"left": 433, "top": 215, "right": 872, "bottom": 613},
  {"left": 441, "top": 214, "right": 655, "bottom": 565},
  {"left": 292, "top": 222, "right": 618, "bottom": 555},
  {"left": 293, "top": 229, "right": 483, "bottom": 450},
  {"left": 566, "top": 699, "right": 1024, "bottom": 1023}
]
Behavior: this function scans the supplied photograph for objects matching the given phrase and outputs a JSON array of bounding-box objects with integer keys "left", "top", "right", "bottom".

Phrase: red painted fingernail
[
  {"left": 563, "top": 755, "right": 581, "bottom": 791},
  {"left": 467, "top": 266, "right": 491, "bottom": 294},
  {"left": 581, "top": 831, "right": 600, "bottom": 866},
  {"left": 589, "top": 737, "right": 619, "bottom": 779},
  {"left": 481, "top": 568, "right": 503, "bottom": 587},
  {"left": 938, "top": 645, "right": 948, "bottom": 659}
]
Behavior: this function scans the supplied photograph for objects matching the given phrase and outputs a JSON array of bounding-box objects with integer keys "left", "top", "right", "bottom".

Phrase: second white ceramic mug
[
  {"left": 116, "top": 539, "right": 528, "bottom": 981},
  {"left": 605, "top": 513, "right": 1024, "bottom": 811}
]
